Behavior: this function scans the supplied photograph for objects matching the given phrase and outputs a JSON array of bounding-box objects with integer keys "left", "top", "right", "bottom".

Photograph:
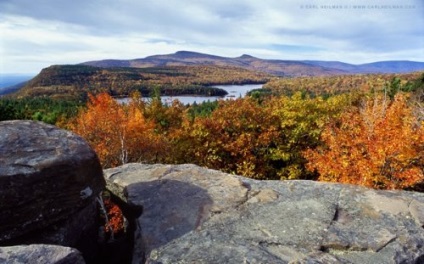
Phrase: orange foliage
[
  {"left": 172, "top": 98, "right": 280, "bottom": 179},
  {"left": 64, "top": 75, "right": 423, "bottom": 189},
  {"left": 104, "top": 199, "right": 124, "bottom": 235},
  {"left": 304, "top": 93, "right": 424, "bottom": 189},
  {"left": 69, "top": 92, "right": 163, "bottom": 167}
]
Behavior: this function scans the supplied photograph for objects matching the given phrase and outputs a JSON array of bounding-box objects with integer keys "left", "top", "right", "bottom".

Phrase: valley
[{"left": 0, "top": 51, "right": 423, "bottom": 189}]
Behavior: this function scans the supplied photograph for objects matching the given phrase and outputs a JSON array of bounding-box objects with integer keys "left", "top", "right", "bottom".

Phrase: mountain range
[
  {"left": 2, "top": 51, "right": 424, "bottom": 98},
  {"left": 82, "top": 51, "right": 424, "bottom": 76}
]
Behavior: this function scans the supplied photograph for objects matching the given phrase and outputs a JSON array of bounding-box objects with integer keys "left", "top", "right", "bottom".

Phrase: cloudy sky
[{"left": 1, "top": 0, "right": 423, "bottom": 74}]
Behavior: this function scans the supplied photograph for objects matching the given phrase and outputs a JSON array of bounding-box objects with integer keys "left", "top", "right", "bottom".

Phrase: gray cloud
[{"left": 0, "top": 0, "right": 423, "bottom": 73}]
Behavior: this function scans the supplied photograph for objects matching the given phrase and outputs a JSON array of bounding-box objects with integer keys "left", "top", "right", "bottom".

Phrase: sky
[{"left": 0, "top": 0, "right": 423, "bottom": 74}]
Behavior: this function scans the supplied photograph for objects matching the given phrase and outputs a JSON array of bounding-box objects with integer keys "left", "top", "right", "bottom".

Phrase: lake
[{"left": 117, "top": 84, "right": 263, "bottom": 105}]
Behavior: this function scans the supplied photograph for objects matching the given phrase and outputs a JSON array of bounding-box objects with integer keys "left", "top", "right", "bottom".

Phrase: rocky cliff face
[
  {"left": 105, "top": 163, "right": 424, "bottom": 264},
  {"left": 0, "top": 120, "right": 105, "bottom": 262}
]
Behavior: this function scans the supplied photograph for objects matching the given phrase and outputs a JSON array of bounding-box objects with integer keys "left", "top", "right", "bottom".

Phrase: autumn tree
[
  {"left": 409, "top": 73, "right": 424, "bottom": 123},
  {"left": 304, "top": 93, "right": 424, "bottom": 189},
  {"left": 168, "top": 93, "right": 358, "bottom": 180},
  {"left": 171, "top": 98, "right": 280, "bottom": 179},
  {"left": 143, "top": 94, "right": 186, "bottom": 134},
  {"left": 266, "top": 92, "right": 358, "bottom": 180},
  {"left": 69, "top": 92, "right": 163, "bottom": 168}
]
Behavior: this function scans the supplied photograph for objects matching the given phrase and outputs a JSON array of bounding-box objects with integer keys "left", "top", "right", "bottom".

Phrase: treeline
[
  {"left": 0, "top": 97, "right": 83, "bottom": 124},
  {"left": 64, "top": 72, "right": 424, "bottom": 190},
  {"left": 264, "top": 72, "right": 423, "bottom": 97}
]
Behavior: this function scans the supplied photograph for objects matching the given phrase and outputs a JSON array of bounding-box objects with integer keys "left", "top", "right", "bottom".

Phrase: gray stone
[
  {"left": 0, "top": 244, "right": 85, "bottom": 264},
  {"left": 104, "top": 163, "right": 424, "bottom": 264},
  {"left": 0, "top": 120, "right": 104, "bottom": 260}
]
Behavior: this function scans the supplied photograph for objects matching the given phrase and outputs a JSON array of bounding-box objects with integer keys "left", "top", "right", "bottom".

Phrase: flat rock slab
[
  {"left": 0, "top": 120, "right": 105, "bottom": 243},
  {"left": 104, "top": 163, "right": 424, "bottom": 264},
  {"left": 0, "top": 244, "right": 85, "bottom": 264}
]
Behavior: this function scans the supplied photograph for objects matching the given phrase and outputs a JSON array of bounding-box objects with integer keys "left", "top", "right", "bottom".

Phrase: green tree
[{"left": 268, "top": 92, "right": 357, "bottom": 180}]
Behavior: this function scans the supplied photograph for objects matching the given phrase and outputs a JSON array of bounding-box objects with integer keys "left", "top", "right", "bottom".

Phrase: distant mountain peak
[
  {"left": 175, "top": 50, "right": 199, "bottom": 55},
  {"left": 238, "top": 54, "right": 256, "bottom": 59},
  {"left": 173, "top": 51, "right": 217, "bottom": 58}
]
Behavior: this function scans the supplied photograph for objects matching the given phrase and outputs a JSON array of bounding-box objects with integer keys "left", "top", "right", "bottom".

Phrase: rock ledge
[{"left": 105, "top": 163, "right": 424, "bottom": 264}]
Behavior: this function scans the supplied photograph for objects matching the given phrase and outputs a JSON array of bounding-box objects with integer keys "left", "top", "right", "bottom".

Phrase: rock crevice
[{"left": 104, "top": 163, "right": 424, "bottom": 264}]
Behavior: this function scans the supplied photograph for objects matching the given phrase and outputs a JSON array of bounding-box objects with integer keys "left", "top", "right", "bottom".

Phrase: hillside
[
  {"left": 264, "top": 71, "right": 424, "bottom": 96},
  {"left": 83, "top": 51, "right": 347, "bottom": 77},
  {"left": 82, "top": 51, "right": 424, "bottom": 76},
  {"left": 11, "top": 64, "right": 271, "bottom": 99}
]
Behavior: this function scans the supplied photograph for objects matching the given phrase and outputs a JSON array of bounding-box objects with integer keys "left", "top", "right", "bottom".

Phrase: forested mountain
[
  {"left": 83, "top": 51, "right": 424, "bottom": 76},
  {"left": 82, "top": 51, "right": 346, "bottom": 77},
  {"left": 9, "top": 64, "right": 271, "bottom": 99}
]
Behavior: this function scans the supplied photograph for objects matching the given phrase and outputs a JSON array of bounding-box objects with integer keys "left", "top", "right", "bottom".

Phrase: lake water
[{"left": 117, "top": 84, "right": 263, "bottom": 105}]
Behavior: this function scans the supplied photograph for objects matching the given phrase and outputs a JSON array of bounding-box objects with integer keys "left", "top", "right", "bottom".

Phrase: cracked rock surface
[
  {"left": 0, "top": 120, "right": 104, "bottom": 262},
  {"left": 0, "top": 244, "right": 85, "bottom": 264},
  {"left": 104, "top": 163, "right": 424, "bottom": 264}
]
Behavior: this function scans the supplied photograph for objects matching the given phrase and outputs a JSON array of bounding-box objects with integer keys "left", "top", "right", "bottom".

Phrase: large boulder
[
  {"left": 0, "top": 244, "right": 85, "bottom": 264},
  {"left": 104, "top": 163, "right": 424, "bottom": 264},
  {"left": 0, "top": 120, "right": 104, "bottom": 260}
]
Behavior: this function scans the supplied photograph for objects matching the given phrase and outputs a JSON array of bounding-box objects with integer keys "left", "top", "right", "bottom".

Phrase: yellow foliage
[{"left": 304, "top": 93, "right": 424, "bottom": 189}]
